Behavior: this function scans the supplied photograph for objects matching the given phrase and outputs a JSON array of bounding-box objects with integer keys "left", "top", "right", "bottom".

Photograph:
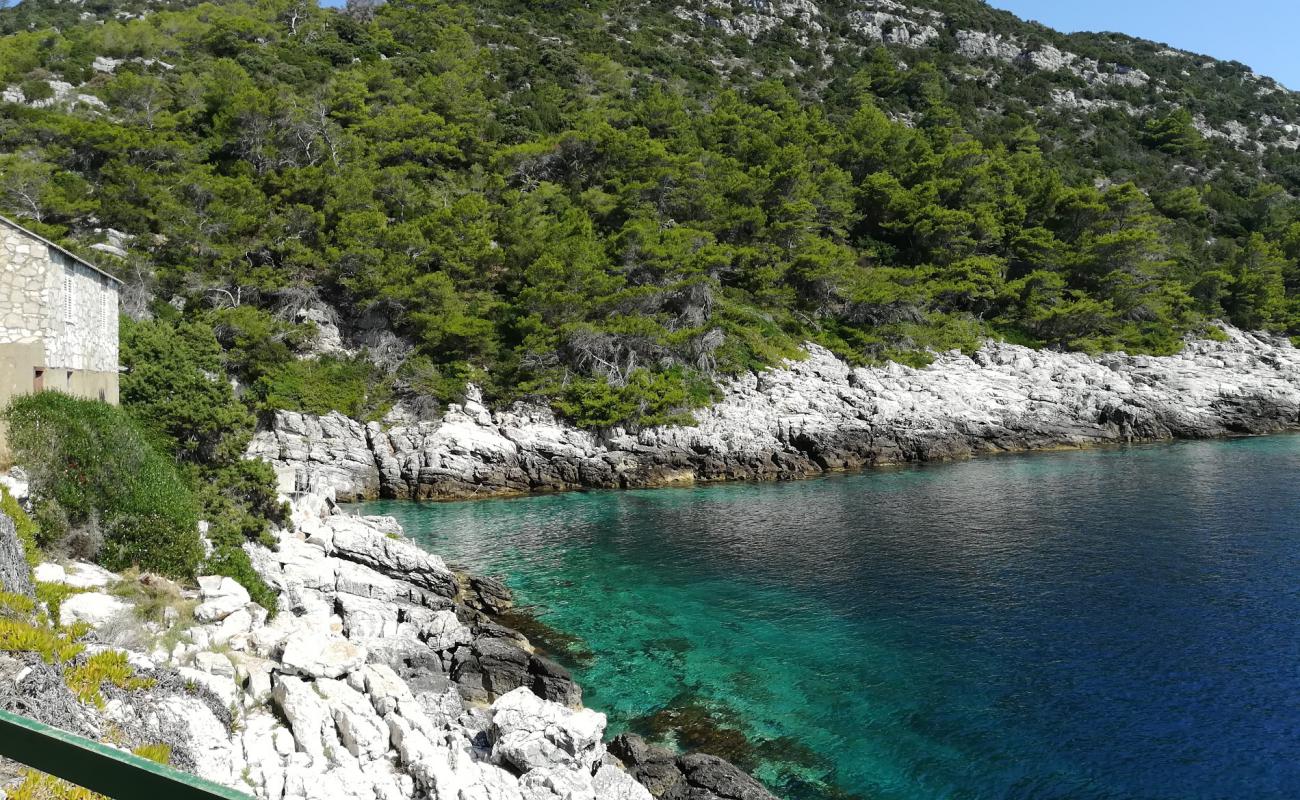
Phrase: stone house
[{"left": 0, "top": 215, "right": 122, "bottom": 418}]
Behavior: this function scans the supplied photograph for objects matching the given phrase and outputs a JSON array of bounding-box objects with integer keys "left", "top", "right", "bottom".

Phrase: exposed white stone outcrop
[
  {"left": 251, "top": 327, "right": 1300, "bottom": 502},
  {"left": 6, "top": 491, "right": 681, "bottom": 800}
]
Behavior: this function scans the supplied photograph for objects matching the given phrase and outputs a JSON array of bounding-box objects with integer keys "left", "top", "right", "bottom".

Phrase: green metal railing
[{"left": 0, "top": 708, "right": 254, "bottom": 799}]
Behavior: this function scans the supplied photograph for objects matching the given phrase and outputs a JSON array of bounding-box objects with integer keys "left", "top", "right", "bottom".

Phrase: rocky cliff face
[
  {"left": 0, "top": 489, "right": 773, "bottom": 800},
  {"left": 249, "top": 327, "right": 1300, "bottom": 502}
]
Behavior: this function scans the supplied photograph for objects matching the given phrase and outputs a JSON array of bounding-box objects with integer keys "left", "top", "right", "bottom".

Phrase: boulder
[
  {"left": 677, "top": 753, "right": 779, "bottom": 800},
  {"left": 150, "top": 694, "right": 237, "bottom": 785},
  {"left": 609, "top": 734, "right": 688, "bottom": 798},
  {"left": 32, "top": 563, "right": 66, "bottom": 584},
  {"left": 325, "top": 515, "right": 459, "bottom": 597},
  {"left": 529, "top": 655, "right": 582, "bottom": 708},
  {"left": 592, "top": 764, "right": 655, "bottom": 800},
  {"left": 194, "top": 577, "right": 252, "bottom": 622},
  {"left": 337, "top": 593, "right": 399, "bottom": 640},
  {"left": 58, "top": 562, "right": 117, "bottom": 590},
  {"left": 281, "top": 630, "right": 368, "bottom": 679},
  {"left": 273, "top": 675, "right": 338, "bottom": 758},
  {"left": 489, "top": 687, "right": 606, "bottom": 774},
  {"left": 315, "top": 678, "right": 390, "bottom": 761},
  {"left": 467, "top": 575, "right": 514, "bottom": 614}
]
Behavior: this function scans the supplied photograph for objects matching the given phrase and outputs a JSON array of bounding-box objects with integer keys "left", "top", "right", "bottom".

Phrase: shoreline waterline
[{"left": 354, "top": 434, "right": 1300, "bottom": 799}]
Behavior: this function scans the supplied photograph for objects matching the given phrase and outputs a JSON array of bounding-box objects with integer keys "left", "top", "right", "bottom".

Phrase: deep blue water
[{"left": 358, "top": 436, "right": 1300, "bottom": 800}]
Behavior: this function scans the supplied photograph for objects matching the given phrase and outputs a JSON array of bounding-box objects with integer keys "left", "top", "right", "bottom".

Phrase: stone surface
[
  {"left": 280, "top": 630, "right": 367, "bottom": 679},
  {"left": 58, "top": 591, "right": 130, "bottom": 627},
  {"left": 0, "top": 218, "right": 120, "bottom": 375},
  {"left": 0, "top": 512, "right": 33, "bottom": 596},
  {"left": 489, "top": 687, "right": 606, "bottom": 774}
]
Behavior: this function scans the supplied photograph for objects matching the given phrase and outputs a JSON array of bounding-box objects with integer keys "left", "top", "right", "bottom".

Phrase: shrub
[
  {"left": 0, "top": 590, "right": 35, "bottom": 616},
  {"left": 65, "top": 650, "right": 154, "bottom": 707},
  {"left": 35, "top": 581, "right": 85, "bottom": 624},
  {"left": 0, "top": 617, "right": 84, "bottom": 663},
  {"left": 253, "top": 355, "right": 390, "bottom": 419},
  {"left": 4, "top": 393, "right": 203, "bottom": 579}
]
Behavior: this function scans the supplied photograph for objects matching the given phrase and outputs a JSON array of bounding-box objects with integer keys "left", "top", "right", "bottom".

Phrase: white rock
[
  {"left": 593, "top": 764, "right": 655, "bottom": 800},
  {"left": 358, "top": 664, "right": 415, "bottom": 716},
  {"left": 178, "top": 666, "right": 239, "bottom": 708},
  {"left": 337, "top": 593, "right": 399, "bottom": 640},
  {"left": 32, "top": 563, "right": 66, "bottom": 583},
  {"left": 194, "top": 594, "right": 246, "bottom": 623},
  {"left": 60, "top": 562, "right": 117, "bottom": 590},
  {"left": 315, "top": 678, "right": 390, "bottom": 761},
  {"left": 193, "top": 651, "right": 235, "bottom": 678},
  {"left": 151, "top": 695, "right": 237, "bottom": 784},
  {"left": 58, "top": 592, "right": 130, "bottom": 628},
  {"left": 273, "top": 675, "right": 338, "bottom": 759},
  {"left": 280, "top": 630, "right": 367, "bottom": 679},
  {"left": 199, "top": 575, "right": 251, "bottom": 603},
  {"left": 489, "top": 687, "right": 606, "bottom": 774}
]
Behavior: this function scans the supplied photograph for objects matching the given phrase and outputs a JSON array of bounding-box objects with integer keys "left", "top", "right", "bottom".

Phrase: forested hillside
[{"left": 3, "top": 0, "right": 1300, "bottom": 430}]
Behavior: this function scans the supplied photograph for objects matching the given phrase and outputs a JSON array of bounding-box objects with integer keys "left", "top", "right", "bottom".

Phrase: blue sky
[{"left": 987, "top": 0, "right": 1299, "bottom": 89}]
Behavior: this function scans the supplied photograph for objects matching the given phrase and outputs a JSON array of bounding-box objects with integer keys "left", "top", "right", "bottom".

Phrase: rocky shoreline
[
  {"left": 0, "top": 484, "right": 776, "bottom": 800},
  {"left": 250, "top": 327, "right": 1300, "bottom": 502}
]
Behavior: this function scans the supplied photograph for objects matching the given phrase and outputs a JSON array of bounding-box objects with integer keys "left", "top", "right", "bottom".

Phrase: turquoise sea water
[{"left": 358, "top": 436, "right": 1300, "bottom": 800}]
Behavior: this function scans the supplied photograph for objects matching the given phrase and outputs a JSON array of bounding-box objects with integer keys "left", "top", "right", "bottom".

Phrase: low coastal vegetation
[{"left": 3, "top": 387, "right": 281, "bottom": 609}]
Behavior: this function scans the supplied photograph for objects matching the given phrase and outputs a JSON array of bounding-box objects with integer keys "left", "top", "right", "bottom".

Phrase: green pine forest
[{"left": 3, "top": 0, "right": 1300, "bottom": 436}]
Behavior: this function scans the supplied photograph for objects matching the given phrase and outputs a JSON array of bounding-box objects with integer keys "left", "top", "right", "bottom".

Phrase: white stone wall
[
  {"left": 0, "top": 225, "right": 49, "bottom": 345},
  {"left": 0, "top": 222, "right": 119, "bottom": 373},
  {"left": 42, "top": 251, "right": 119, "bottom": 373}
]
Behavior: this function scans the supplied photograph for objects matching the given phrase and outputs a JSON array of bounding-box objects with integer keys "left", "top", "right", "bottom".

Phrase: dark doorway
[{"left": 33, "top": 368, "right": 43, "bottom": 392}]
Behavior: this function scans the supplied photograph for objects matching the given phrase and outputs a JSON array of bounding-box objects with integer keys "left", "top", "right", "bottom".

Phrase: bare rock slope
[
  {"left": 2, "top": 492, "right": 764, "bottom": 800},
  {"left": 250, "top": 328, "right": 1300, "bottom": 501}
]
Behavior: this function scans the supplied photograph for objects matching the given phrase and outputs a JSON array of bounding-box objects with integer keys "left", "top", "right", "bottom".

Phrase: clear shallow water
[{"left": 358, "top": 436, "right": 1300, "bottom": 800}]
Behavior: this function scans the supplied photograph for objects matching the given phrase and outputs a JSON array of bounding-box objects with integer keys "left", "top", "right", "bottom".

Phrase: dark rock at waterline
[
  {"left": 611, "top": 733, "right": 688, "bottom": 797},
  {"left": 0, "top": 512, "right": 33, "bottom": 597},
  {"left": 612, "top": 733, "right": 779, "bottom": 800},
  {"left": 466, "top": 574, "right": 514, "bottom": 614},
  {"left": 449, "top": 635, "right": 583, "bottom": 706},
  {"left": 474, "top": 637, "right": 532, "bottom": 697},
  {"left": 529, "top": 653, "right": 582, "bottom": 707},
  {"left": 679, "top": 753, "right": 779, "bottom": 800}
]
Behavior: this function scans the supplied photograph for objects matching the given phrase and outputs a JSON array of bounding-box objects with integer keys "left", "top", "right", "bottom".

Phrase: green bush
[
  {"left": 253, "top": 356, "right": 391, "bottom": 419},
  {"left": 4, "top": 393, "right": 202, "bottom": 578}
]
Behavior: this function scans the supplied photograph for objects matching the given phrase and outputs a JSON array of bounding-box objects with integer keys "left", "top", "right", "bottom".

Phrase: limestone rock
[
  {"left": 315, "top": 678, "right": 390, "bottom": 761},
  {"left": 272, "top": 675, "right": 338, "bottom": 758},
  {"left": 251, "top": 327, "right": 1300, "bottom": 502},
  {"left": 677, "top": 753, "right": 779, "bottom": 800},
  {"left": 592, "top": 764, "right": 655, "bottom": 800},
  {"left": 280, "top": 630, "right": 367, "bottom": 679},
  {"left": 58, "top": 592, "right": 130, "bottom": 628},
  {"left": 489, "top": 687, "right": 606, "bottom": 774}
]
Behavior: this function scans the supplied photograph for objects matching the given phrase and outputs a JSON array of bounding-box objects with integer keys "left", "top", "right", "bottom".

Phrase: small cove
[{"left": 356, "top": 435, "right": 1300, "bottom": 799}]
